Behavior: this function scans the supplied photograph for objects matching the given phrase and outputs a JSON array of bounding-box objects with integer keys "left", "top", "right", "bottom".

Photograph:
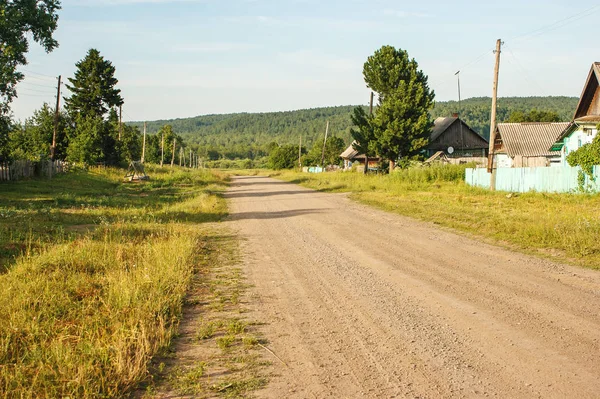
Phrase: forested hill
[
  {"left": 131, "top": 96, "right": 578, "bottom": 160},
  {"left": 431, "top": 96, "right": 578, "bottom": 139}
]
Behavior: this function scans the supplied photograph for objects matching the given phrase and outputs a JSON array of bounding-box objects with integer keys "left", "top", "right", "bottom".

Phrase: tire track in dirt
[{"left": 225, "top": 176, "right": 600, "bottom": 398}]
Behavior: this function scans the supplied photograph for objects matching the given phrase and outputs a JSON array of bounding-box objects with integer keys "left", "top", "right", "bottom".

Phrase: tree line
[
  {"left": 127, "top": 96, "right": 578, "bottom": 165},
  {"left": 0, "top": 1, "right": 188, "bottom": 167}
]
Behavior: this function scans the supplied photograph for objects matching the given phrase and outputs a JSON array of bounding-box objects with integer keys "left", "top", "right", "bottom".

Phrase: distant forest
[{"left": 130, "top": 96, "right": 578, "bottom": 161}]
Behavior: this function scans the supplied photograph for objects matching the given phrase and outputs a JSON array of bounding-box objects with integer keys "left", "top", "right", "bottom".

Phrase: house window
[
  {"left": 578, "top": 138, "right": 582, "bottom": 148},
  {"left": 584, "top": 128, "right": 593, "bottom": 136}
]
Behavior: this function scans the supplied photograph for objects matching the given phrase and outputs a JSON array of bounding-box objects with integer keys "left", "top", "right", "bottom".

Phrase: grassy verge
[
  {"left": 0, "top": 166, "right": 229, "bottom": 398},
  {"left": 141, "top": 231, "right": 268, "bottom": 399},
  {"left": 270, "top": 165, "right": 600, "bottom": 270}
]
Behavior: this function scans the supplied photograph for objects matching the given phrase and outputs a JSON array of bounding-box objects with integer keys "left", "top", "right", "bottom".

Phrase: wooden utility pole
[
  {"left": 160, "top": 132, "right": 164, "bottom": 167},
  {"left": 298, "top": 135, "right": 302, "bottom": 169},
  {"left": 487, "top": 39, "right": 502, "bottom": 192},
  {"left": 118, "top": 104, "right": 123, "bottom": 141},
  {"left": 320, "top": 121, "right": 330, "bottom": 171},
  {"left": 51, "top": 75, "right": 61, "bottom": 161},
  {"left": 141, "top": 122, "right": 147, "bottom": 163},
  {"left": 171, "top": 138, "right": 176, "bottom": 168},
  {"left": 456, "top": 71, "right": 464, "bottom": 153},
  {"left": 364, "top": 92, "right": 374, "bottom": 175}
]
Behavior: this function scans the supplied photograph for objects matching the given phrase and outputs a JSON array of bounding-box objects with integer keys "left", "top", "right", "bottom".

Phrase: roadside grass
[
  {"left": 0, "top": 166, "right": 229, "bottom": 398},
  {"left": 0, "top": 165, "right": 227, "bottom": 271},
  {"left": 272, "top": 165, "right": 600, "bottom": 269},
  {"left": 142, "top": 229, "right": 269, "bottom": 399}
]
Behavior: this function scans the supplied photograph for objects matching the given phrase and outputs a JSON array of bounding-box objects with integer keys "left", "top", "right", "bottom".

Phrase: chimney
[{"left": 452, "top": 113, "right": 459, "bottom": 118}]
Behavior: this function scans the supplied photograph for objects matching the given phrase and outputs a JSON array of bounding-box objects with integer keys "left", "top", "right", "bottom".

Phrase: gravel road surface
[{"left": 225, "top": 175, "right": 600, "bottom": 398}]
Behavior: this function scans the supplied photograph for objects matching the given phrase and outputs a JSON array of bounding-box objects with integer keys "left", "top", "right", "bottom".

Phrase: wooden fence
[{"left": 0, "top": 160, "right": 69, "bottom": 182}]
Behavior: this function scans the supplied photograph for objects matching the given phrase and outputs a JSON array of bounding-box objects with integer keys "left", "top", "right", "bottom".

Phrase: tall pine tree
[
  {"left": 363, "top": 45, "right": 434, "bottom": 169},
  {"left": 64, "top": 49, "right": 124, "bottom": 165}
]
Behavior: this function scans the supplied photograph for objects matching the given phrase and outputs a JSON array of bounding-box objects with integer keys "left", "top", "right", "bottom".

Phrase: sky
[{"left": 11, "top": 0, "right": 600, "bottom": 122}]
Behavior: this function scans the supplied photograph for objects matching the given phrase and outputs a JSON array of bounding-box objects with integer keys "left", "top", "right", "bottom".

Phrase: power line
[
  {"left": 17, "top": 87, "right": 55, "bottom": 94},
  {"left": 503, "top": 44, "right": 572, "bottom": 114},
  {"left": 20, "top": 69, "right": 57, "bottom": 79},
  {"left": 509, "top": 4, "right": 600, "bottom": 44},
  {"left": 20, "top": 81, "right": 56, "bottom": 90},
  {"left": 16, "top": 92, "right": 54, "bottom": 98}
]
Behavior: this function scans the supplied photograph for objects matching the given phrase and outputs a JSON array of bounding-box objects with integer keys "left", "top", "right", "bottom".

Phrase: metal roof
[
  {"left": 340, "top": 142, "right": 360, "bottom": 159},
  {"left": 497, "top": 122, "right": 569, "bottom": 157}
]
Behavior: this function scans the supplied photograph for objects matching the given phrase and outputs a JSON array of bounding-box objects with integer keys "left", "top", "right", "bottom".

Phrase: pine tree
[
  {"left": 65, "top": 49, "right": 123, "bottom": 119},
  {"left": 363, "top": 46, "right": 435, "bottom": 169},
  {"left": 64, "top": 49, "right": 124, "bottom": 164}
]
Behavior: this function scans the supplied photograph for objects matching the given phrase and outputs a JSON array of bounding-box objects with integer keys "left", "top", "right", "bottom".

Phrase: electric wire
[
  {"left": 20, "top": 69, "right": 57, "bottom": 79},
  {"left": 508, "top": 4, "right": 600, "bottom": 44}
]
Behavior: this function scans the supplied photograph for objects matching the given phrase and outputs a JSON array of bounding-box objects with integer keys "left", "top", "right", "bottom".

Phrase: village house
[
  {"left": 492, "top": 122, "right": 569, "bottom": 168},
  {"left": 426, "top": 116, "right": 488, "bottom": 163},
  {"left": 550, "top": 62, "right": 600, "bottom": 164},
  {"left": 340, "top": 142, "right": 380, "bottom": 171},
  {"left": 341, "top": 116, "right": 488, "bottom": 170}
]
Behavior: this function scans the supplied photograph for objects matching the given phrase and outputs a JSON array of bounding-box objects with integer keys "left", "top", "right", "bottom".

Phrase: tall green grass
[
  {"left": 0, "top": 166, "right": 229, "bottom": 398},
  {"left": 274, "top": 165, "right": 600, "bottom": 269}
]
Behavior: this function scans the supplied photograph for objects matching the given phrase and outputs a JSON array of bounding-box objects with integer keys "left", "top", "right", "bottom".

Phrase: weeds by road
[
  {"left": 272, "top": 166, "right": 600, "bottom": 269},
  {"left": 140, "top": 231, "right": 268, "bottom": 399},
  {"left": 0, "top": 166, "right": 232, "bottom": 398}
]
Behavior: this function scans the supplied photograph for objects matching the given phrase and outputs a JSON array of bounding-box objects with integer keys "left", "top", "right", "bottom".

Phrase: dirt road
[{"left": 225, "top": 176, "right": 600, "bottom": 398}]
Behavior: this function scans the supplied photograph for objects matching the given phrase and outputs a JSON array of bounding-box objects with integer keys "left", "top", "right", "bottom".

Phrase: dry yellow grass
[{"left": 0, "top": 166, "right": 229, "bottom": 398}]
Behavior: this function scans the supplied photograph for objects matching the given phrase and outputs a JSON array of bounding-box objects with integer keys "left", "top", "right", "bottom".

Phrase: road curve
[{"left": 224, "top": 175, "right": 600, "bottom": 399}]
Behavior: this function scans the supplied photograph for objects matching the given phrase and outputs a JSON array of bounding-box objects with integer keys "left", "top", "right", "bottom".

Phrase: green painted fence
[{"left": 465, "top": 166, "right": 600, "bottom": 193}]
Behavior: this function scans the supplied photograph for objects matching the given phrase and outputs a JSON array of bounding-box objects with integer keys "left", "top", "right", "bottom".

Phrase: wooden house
[
  {"left": 493, "top": 122, "right": 569, "bottom": 168},
  {"left": 340, "top": 142, "right": 380, "bottom": 172},
  {"left": 550, "top": 62, "right": 600, "bottom": 164},
  {"left": 427, "top": 116, "right": 488, "bottom": 163}
]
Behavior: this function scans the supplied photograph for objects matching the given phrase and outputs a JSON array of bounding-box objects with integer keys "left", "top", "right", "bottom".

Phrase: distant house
[
  {"left": 427, "top": 116, "right": 489, "bottom": 162},
  {"left": 550, "top": 62, "right": 600, "bottom": 164},
  {"left": 340, "top": 142, "right": 380, "bottom": 171},
  {"left": 492, "top": 122, "right": 569, "bottom": 168}
]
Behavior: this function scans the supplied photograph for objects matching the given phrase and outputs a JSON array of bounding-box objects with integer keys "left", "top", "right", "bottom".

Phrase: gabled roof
[
  {"left": 431, "top": 117, "right": 458, "bottom": 141},
  {"left": 574, "top": 62, "right": 600, "bottom": 120},
  {"left": 497, "top": 122, "right": 569, "bottom": 157},
  {"left": 340, "top": 141, "right": 360, "bottom": 159},
  {"left": 431, "top": 116, "right": 488, "bottom": 143}
]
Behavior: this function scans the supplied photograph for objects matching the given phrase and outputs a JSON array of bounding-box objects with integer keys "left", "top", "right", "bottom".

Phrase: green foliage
[
  {"left": 65, "top": 49, "right": 123, "bottom": 119},
  {"left": 268, "top": 144, "right": 298, "bottom": 170},
  {"left": 507, "top": 109, "right": 561, "bottom": 123},
  {"left": 431, "top": 96, "right": 577, "bottom": 140},
  {"left": 363, "top": 45, "right": 435, "bottom": 166},
  {"left": 66, "top": 114, "right": 104, "bottom": 164},
  {"left": 118, "top": 125, "right": 142, "bottom": 163},
  {"left": 350, "top": 106, "right": 376, "bottom": 161},
  {"left": 62, "top": 49, "right": 126, "bottom": 165},
  {"left": 0, "top": 0, "right": 61, "bottom": 136},
  {"left": 303, "top": 136, "right": 345, "bottom": 166},
  {"left": 566, "top": 126, "right": 600, "bottom": 190},
  {"left": 130, "top": 106, "right": 356, "bottom": 162},
  {"left": 8, "top": 103, "right": 67, "bottom": 161}
]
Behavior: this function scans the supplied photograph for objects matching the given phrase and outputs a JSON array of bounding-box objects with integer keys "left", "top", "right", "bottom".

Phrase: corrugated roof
[
  {"left": 497, "top": 122, "right": 569, "bottom": 157},
  {"left": 340, "top": 142, "right": 360, "bottom": 159}
]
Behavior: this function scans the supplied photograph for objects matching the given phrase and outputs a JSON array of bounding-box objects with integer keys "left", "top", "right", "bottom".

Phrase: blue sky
[{"left": 12, "top": 0, "right": 600, "bottom": 122}]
